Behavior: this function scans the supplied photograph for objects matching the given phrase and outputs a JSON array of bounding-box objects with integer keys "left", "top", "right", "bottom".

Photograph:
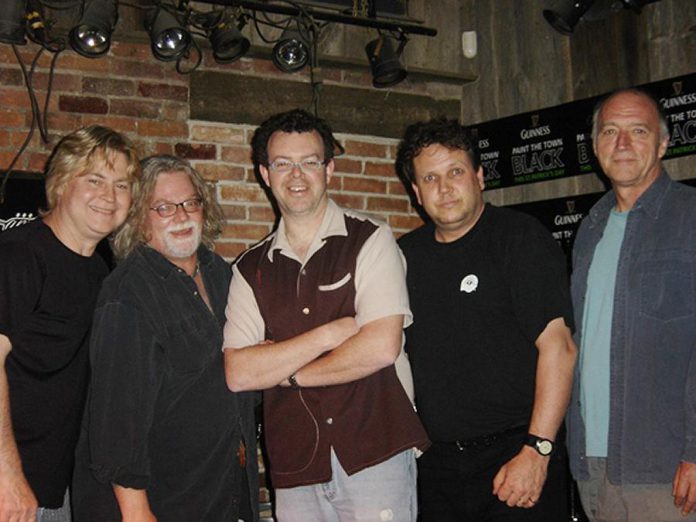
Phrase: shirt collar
[
  {"left": 589, "top": 170, "right": 671, "bottom": 224},
  {"left": 138, "top": 243, "right": 213, "bottom": 279},
  {"left": 266, "top": 199, "right": 346, "bottom": 263}
]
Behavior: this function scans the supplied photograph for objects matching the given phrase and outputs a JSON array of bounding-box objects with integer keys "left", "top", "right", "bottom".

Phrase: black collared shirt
[{"left": 73, "top": 245, "right": 258, "bottom": 521}]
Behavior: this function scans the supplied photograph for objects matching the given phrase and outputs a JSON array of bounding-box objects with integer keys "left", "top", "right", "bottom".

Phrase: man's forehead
[{"left": 599, "top": 92, "right": 659, "bottom": 124}]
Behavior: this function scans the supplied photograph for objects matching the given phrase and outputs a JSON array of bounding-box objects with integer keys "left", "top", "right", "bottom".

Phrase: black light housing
[
  {"left": 0, "top": 0, "right": 27, "bottom": 45},
  {"left": 272, "top": 27, "right": 309, "bottom": 73},
  {"left": 543, "top": 0, "right": 596, "bottom": 35},
  {"left": 365, "top": 35, "right": 407, "bottom": 88},
  {"left": 208, "top": 13, "right": 250, "bottom": 63},
  {"left": 69, "top": 0, "right": 118, "bottom": 58},
  {"left": 146, "top": 7, "right": 192, "bottom": 62}
]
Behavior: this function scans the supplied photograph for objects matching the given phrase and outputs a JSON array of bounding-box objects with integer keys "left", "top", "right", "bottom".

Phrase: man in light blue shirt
[{"left": 568, "top": 88, "right": 696, "bottom": 521}]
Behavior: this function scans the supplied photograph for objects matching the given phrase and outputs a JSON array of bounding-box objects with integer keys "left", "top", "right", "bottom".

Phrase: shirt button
[
  {"left": 326, "top": 417, "right": 333, "bottom": 425},
  {"left": 302, "top": 307, "right": 310, "bottom": 315},
  {"left": 194, "top": 291, "right": 199, "bottom": 296},
  {"left": 301, "top": 269, "right": 307, "bottom": 276}
]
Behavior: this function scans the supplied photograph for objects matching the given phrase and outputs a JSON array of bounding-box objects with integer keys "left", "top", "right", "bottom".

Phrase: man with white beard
[{"left": 72, "top": 155, "right": 259, "bottom": 522}]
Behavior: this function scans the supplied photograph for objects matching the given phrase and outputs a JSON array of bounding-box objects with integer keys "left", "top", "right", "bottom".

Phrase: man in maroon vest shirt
[{"left": 223, "top": 109, "right": 430, "bottom": 522}]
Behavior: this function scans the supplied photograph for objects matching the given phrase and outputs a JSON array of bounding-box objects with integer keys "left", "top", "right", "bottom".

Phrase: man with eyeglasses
[
  {"left": 223, "top": 109, "right": 429, "bottom": 521},
  {"left": 71, "top": 155, "right": 259, "bottom": 522}
]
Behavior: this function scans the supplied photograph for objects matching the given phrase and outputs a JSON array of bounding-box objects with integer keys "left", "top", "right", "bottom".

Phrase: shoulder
[
  {"left": 485, "top": 205, "right": 551, "bottom": 242},
  {"left": 341, "top": 207, "right": 384, "bottom": 237},
  {"left": 398, "top": 224, "right": 431, "bottom": 254}
]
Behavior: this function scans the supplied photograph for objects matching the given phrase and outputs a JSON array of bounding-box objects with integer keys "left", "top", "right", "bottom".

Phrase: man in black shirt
[
  {"left": 0, "top": 126, "right": 140, "bottom": 521},
  {"left": 72, "top": 155, "right": 258, "bottom": 522},
  {"left": 396, "top": 118, "right": 577, "bottom": 521}
]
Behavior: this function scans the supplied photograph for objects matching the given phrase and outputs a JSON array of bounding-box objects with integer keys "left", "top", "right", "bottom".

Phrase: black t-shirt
[
  {"left": 399, "top": 204, "right": 574, "bottom": 441},
  {"left": 0, "top": 219, "right": 107, "bottom": 507}
]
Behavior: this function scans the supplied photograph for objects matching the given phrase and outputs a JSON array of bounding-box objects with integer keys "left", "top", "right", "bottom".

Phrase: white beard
[{"left": 162, "top": 221, "right": 202, "bottom": 259}]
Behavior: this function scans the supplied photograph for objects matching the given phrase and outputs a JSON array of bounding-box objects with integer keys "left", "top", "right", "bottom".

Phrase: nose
[
  {"left": 616, "top": 129, "right": 631, "bottom": 149},
  {"left": 172, "top": 204, "right": 190, "bottom": 222},
  {"left": 437, "top": 177, "right": 451, "bottom": 194},
  {"left": 102, "top": 183, "right": 116, "bottom": 202},
  {"left": 290, "top": 163, "right": 303, "bottom": 178}
]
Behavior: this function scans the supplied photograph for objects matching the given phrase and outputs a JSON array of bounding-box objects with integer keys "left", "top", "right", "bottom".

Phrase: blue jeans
[{"left": 275, "top": 448, "right": 417, "bottom": 522}]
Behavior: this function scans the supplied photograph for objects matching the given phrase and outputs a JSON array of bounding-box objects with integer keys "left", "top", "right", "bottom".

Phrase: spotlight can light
[
  {"left": 543, "top": 0, "right": 596, "bottom": 35},
  {"left": 0, "top": 0, "right": 28, "bottom": 45},
  {"left": 209, "top": 16, "right": 250, "bottom": 63},
  {"left": 69, "top": 0, "right": 118, "bottom": 58},
  {"left": 365, "top": 36, "right": 407, "bottom": 88},
  {"left": 146, "top": 7, "right": 192, "bottom": 62},
  {"left": 272, "top": 27, "right": 309, "bottom": 73}
]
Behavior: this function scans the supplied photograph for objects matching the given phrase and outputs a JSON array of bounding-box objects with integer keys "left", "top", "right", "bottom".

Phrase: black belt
[{"left": 435, "top": 425, "right": 527, "bottom": 451}]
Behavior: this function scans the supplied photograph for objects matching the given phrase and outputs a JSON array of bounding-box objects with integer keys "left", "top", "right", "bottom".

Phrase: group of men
[{"left": 0, "top": 87, "right": 694, "bottom": 522}]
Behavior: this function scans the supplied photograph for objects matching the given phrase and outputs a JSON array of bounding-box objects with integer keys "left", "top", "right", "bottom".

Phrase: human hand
[
  {"left": 0, "top": 471, "right": 38, "bottom": 522},
  {"left": 673, "top": 460, "right": 696, "bottom": 515},
  {"left": 492, "top": 446, "right": 549, "bottom": 508}
]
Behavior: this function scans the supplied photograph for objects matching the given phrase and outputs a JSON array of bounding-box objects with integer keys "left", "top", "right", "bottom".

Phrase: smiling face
[
  {"left": 144, "top": 170, "right": 203, "bottom": 263},
  {"left": 259, "top": 130, "right": 334, "bottom": 221},
  {"left": 593, "top": 91, "right": 669, "bottom": 201},
  {"left": 54, "top": 150, "right": 132, "bottom": 245},
  {"left": 411, "top": 143, "right": 485, "bottom": 243}
]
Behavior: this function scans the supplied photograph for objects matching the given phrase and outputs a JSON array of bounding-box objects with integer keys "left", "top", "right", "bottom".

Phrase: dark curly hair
[
  {"left": 251, "top": 109, "right": 344, "bottom": 169},
  {"left": 396, "top": 117, "right": 480, "bottom": 183}
]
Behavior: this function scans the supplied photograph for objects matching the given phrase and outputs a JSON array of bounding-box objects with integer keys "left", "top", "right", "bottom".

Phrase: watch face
[{"left": 537, "top": 440, "right": 553, "bottom": 455}]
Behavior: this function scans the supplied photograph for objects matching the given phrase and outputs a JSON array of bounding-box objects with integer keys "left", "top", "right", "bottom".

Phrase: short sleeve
[
  {"left": 222, "top": 264, "right": 266, "bottom": 350},
  {"left": 354, "top": 223, "right": 412, "bottom": 328},
  {"left": 506, "top": 218, "right": 575, "bottom": 342},
  {"left": 0, "top": 241, "right": 42, "bottom": 340},
  {"left": 87, "top": 300, "right": 162, "bottom": 489}
]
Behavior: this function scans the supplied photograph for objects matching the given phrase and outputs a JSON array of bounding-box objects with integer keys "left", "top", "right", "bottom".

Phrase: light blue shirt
[{"left": 580, "top": 208, "right": 627, "bottom": 457}]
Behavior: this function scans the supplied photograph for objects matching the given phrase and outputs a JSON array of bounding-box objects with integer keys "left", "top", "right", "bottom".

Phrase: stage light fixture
[
  {"left": 365, "top": 35, "right": 407, "bottom": 88},
  {"left": 208, "top": 13, "right": 249, "bottom": 63},
  {"left": 0, "top": 0, "right": 28, "bottom": 45},
  {"left": 69, "top": 0, "right": 118, "bottom": 58},
  {"left": 543, "top": 0, "right": 596, "bottom": 35},
  {"left": 146, "top": 7, "right": 191, "bottom": 62},
  {"left": 272, "top": 27, "right": 309, "bottom": 73}
]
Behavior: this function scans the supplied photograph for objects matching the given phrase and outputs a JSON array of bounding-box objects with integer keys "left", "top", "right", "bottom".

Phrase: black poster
[
  {"left": 470, "top": 73, "right": 696, "bottom": 190},
  {"left": 0, "top": 172, "right": 45, "bottom": 233}
]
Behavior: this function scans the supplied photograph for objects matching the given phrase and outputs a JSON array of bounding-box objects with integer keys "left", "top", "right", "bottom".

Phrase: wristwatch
[{"left": 525, "top": 434, "right": 554, "bottom": 456}]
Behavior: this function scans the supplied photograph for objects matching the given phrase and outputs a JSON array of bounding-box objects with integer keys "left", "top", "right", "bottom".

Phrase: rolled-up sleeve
[
  {"left": 87, "top": 300, "right": 163, "bottom": 489},
  {"left": 222, "top": 264, "right": 265, "bottom": 350}
]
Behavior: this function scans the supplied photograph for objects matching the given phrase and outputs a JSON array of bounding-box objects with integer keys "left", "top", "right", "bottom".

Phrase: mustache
[{"left": 166, "top": 222, "right": 198, "bottom": 233}]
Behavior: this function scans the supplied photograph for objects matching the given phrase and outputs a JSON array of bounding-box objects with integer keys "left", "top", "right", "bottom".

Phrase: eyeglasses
[
  {"left": 268, "top": 158, "right": 327, "bottom": 175},
  {"left": 149, "top": 198, "right": 202, "bottom": 218}
]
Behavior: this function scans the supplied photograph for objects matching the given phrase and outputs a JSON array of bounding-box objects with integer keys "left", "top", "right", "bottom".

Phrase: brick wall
[{"left": 0, "top": 40, "right": 426, "bottom": 260}]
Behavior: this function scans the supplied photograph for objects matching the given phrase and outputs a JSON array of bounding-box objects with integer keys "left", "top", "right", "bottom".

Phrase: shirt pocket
[
  {"left": 638, "top": 250, "right": 695, "bottom": 321},
  {"left": 318, "top": 272, "right": 352, "bottom": 292}
]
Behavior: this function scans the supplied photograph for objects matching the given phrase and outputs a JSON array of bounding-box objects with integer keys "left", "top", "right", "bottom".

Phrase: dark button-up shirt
[
  {"left": 568, "top": 172, "right": 696, "bottom": 484},
  {"left": 75, "top": 245, "right": 258, "bottom": 521}
]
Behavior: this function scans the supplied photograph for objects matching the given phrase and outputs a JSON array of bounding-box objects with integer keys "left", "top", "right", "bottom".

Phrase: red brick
[
  {"left": 137, "top": 120, "right": 188, "bottom": 138},
  {"left": 190, "top": 125, "right": 245, "bottom": 144},
  {"left": 221, "top": 145, "right": 252, "bottom": 164},
  {"left": 58, "top": 53, "right": 111, "bottom": 73},
  {"left": 388, "top": 180, "right": 409, "bottom": 196},
  {"left": 0, "top": 109, "right": 25, "bottom": 127},
  {"left": 27, "top": 152, "right": 49, "bottom": 171},
  {"left": 364, "top": 162, "right": 396, "bottom": 178},
  {"left": 342, "top": 176, "right": 387, "bottom": 194},
  {"left": 366, "top": 196, "right": 409, "bottom": 213},
  {"left": 0, "top": 68, "right": 22, "bottom": 86},
  {"left": 46, "top": 111, "right": 82, "bottom": 131},
  {"left": 82, "top": 115, "right": 136, "bottom": 134},
  {"left": 111, "top": 59, "right": 167, "bottom": 80},
  {"left": 0, "top": 130, "right": 8, "bottom": 146},
  {"left": 388, "top": 214, "right": 424, "bottom": 232},
  {"left": 161, "top": 102, "right": 189, "bottom": 121},
  {"left": 221, "top": 204, "right": 247, "bottom": 220},
  {"left": 223, "top": 223, "right": 271, "bottom": 241},
  {"left": 330, "top": 193, "right": 365, "bottom": 210},
  {"left": 332, "top": 157, "right": 362, "bottom": 174},
  {"left": 59, "top": 95, "right": 108, "bottom": 114},
  {"left": 110, "top": 99, "right": 161, "bottom": 119},
  {"left": 138, "top": 82, "right": 188, "bottom": 102},
  {"left": 110, "top": 42, "right": 152, "bottom": 61},
  {"left": 175, "top": 143, "right": 216, "bottom": 160},
  {"left": 31, "top": 72, "right": 82, "bottom": 92},
  {"left": 343, "top": 140, "right": 390, "bottom": 158},
  {"left": 195, "top": 163, "right": 245, "bottom": 181},
  {"left": 219, "top": 183, "right": 269, "bottom": 203},
  {"left": 0, "top": 88, "right": 31, "bottom": 108},
  {"left": 0, "top": 150, "right": 18, "bottom": 167},
  {"left": 83, "top": 76, "right": 135, "bottom": 96},
  {"left": 213, "top": 241, "right": 250, "bottom": 261},
  {"left": 248, "top": 205, "right": 276, "bottom": 222}
]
